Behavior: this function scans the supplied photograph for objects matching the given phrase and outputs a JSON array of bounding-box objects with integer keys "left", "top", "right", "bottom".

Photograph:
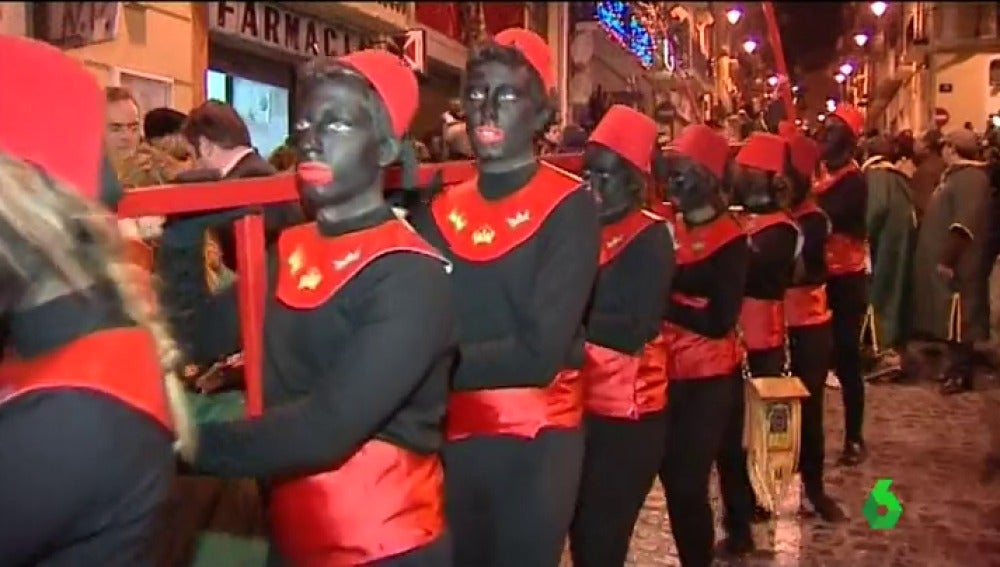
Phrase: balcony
[{"left": 930, "top": 3, "right": 1000, "bottom": 51}]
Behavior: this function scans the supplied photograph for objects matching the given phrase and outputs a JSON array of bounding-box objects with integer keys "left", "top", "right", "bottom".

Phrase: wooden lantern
[{"left": 743, "top": 375, "right": 810, "bottom": 513}]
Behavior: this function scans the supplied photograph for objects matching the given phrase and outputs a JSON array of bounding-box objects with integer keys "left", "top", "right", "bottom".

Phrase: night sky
[{"left": 775, "top": 2, "right": 846, "bottom": 74}]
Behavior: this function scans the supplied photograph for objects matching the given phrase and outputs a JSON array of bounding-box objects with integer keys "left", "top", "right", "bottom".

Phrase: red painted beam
[
  {"left": 762, "top": 2, "right": 796, "bottom": 121},
  {"left": 117, "top": 154, "right": 585, "bottom": 218}
]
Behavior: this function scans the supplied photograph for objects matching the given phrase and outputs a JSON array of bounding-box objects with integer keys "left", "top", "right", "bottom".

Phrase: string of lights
[{"left": 595, "top": 1, "right": 655, "bottom": 68}]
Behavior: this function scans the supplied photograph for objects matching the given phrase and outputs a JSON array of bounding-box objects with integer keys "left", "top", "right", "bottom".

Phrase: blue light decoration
[{"left": 595, "top": 1, "right": 655, "bottom": 69}]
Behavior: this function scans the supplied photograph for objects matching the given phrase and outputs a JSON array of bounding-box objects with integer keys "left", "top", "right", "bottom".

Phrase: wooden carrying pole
[{"left": 762, "top": 2, "right": 795, "bottom": 121}]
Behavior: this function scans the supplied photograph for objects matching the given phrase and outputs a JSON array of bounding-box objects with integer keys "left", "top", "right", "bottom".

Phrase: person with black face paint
[
  {"left": 779, "top": 122, "right": 848, "bottom": 522},
  {"left": 816, "top": 104, "right": 869, "bottom": 465},
  {"left": 656, "top": 124, "right": 749, "bottom": 567},
  {"left": 0, "top": 36, "right": 192, "bottom": 566},
  {"left": 568, "top": 105, "right": 675, "bottom": 567},
  {"left": 409, "top": 28, "right": 600, "bottom": 567},
  {"left": 174, "top": 50, "right": 457, "bottom": 567},
  {"left": 712, "top": 132, "right": 802, "bottom": 554}
]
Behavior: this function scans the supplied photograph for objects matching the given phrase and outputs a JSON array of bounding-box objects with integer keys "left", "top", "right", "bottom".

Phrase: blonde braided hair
[{"left": 0, "top": 152, "right": 195, "bottom": 453}]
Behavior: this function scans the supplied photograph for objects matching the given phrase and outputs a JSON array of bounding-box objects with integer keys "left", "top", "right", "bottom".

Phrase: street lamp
[
  {"left": 817, "top": 113, "right": 826, "bottom": 122},
  {"left": 826, "top": 99, "right": 837, "bottom": 113},
  {"left": 767, "top": 75, "right": 779, "bottom": 87},
  {"left": 742, "top": 39, "right": 758, "bottom": 54},
  {"left": 835, "top": 73, "right": 846, "bottom": 84},
  {"left": 726, "top": 8, "right": 743, "bottom": 25},
  {"left": 853, "top": 33, "right": 869, "bottom": 47},
  {"left": 839, "top": 63, "right": 854, "bottom": 76},
  {"left": 871, "top": 2, "right": 887, "bottom": 17}
]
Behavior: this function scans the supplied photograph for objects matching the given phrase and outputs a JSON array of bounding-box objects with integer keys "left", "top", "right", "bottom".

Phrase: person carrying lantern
[
  {"left": 779, "top": 121, "right": 847, "bottom": 522},
  {"left": 656, "top": 124, "right": 749, "bottom": 567}
]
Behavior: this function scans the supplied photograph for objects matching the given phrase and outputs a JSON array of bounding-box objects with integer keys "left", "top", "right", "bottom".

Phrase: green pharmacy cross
[{"left": 863, "top": 478, "right": 903, "bottom": 530}]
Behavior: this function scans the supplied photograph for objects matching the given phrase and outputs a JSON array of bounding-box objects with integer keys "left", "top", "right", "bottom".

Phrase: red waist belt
[
  {"left": 269, "top": 439, "right": 445, "bottom": 567},
  {"left": 785, "top": 285, "right": 831, "bottom": 327},
  {"left": 739, "top": 297, "right": 785, "bottom": 351},
  {"left": 825, "top": 233, "right": 867, "bottom": 276},
  {"left": 0, "top": 327, "right": 171, "bottom": 430},
  {"left": 446, "top": 369, "right": 583, "bottom": 440},
  {"left": 582, "top": 333, "right": 668, "bottom": 419}
]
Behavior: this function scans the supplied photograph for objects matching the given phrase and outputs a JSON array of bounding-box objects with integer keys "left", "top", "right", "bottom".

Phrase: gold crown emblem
[
  {"left": 287, "top": 247, "right": 305, "bottom": 275},
  {"left": 506, "top": 210, "right": 531, "bottom": 228},
  {"left": 297, "top": 267, "right": 323, "bottom": 290},
  {"left": 333, "top": 249, "right": 361, "bottom": 271},
  {"left": 448, "top": 209, "right": 468, "bottom": 232},
  {"left": 472, "top": 226, "right": 496, "bottom": 245},
  {"left": 605, "top": 235, "right": 623, "bottom": 250}
]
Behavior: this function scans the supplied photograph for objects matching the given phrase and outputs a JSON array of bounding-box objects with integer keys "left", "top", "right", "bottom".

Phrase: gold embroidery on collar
[{"left": 472, "top": 226, "right": 496, "bottom": 245}]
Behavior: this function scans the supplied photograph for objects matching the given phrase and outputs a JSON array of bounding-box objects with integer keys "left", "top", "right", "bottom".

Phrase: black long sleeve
[
  {"left": 194, "top": 254, "right": 455, "bottom": 478},
  {"left": 794, "top": 212, "right": 829, "bottom": 286},
  {"left": 817, "top": 172, "right": 867, "bottom": 238},
  {"left": 456, "top": 189, "right": 600, "bottom": 389},
  {"left": 666, "top": 238, "right": 749, "bottom": 338},
  {"left": 744, "top": 224, "right": 799, "bottom": 299},
  {"left": 587, "top": 224, "right": 675, "bottom": 353}
]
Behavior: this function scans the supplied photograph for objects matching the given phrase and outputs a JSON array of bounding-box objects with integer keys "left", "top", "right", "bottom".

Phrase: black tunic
[
  {"left": 745, "top": 223, "right": 799, "bottom": 301},
  {"left": 194, "top": 208, "right": 457, "bottom": 478},
  {"left": 794, "top": 210, "right": 829, "bottom": 287},
  {"left": 665, "top": 233, "right": 750, "bottom": 339},
  {"left": 817, "top": 171, "right": 867, "bottom": 242},
  {"left": 588, "top": 223, "right": 675, "bottom": 353},
  {"left": 410, "top": 162, "right": 601, "bottom": 390}
]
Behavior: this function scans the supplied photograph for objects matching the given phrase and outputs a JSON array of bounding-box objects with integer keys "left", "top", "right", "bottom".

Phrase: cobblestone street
[{"left": 563, "top": 381, "right": 1000, "bottom": 567}]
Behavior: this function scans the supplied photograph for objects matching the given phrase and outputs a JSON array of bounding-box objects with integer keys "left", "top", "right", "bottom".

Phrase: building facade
[{"left": 27, "top": 2, "right": 572, "bottom": 156}]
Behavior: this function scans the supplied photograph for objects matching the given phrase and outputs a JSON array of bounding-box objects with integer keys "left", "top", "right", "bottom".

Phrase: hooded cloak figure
[
  {"left": 860, "top": 135, "right": 917, "bottom": 380},
  {"left": 0, "top": 35, "right": 191, "bottom": 566},
  {"left": 567, "top": 105, "right": 676, "bottom": 567},
  {"left": 816, "top": 104, "right": 869, "bottom": 465},
  {"left": 912, "top": 128, "right": 992, "bottom": 394},
  {"left": 779, "top": 123, "right": 847, "bottom": 521},
  {"left": 656, "top": 124, "right": 751, "bottom": 567},
  {"left": 175, "top": 50, "right": 457, "bottom": 566},
  {"left": 408, "top": 28, "right": 601, "bottom": 567}
]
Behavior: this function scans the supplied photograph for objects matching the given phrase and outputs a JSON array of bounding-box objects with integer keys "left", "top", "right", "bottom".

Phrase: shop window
[
  {"left": 207, "top": 70, "right": 228, "bottom": 103},
  {"left": 232, "top": 76, "right": 290, "bottom": 158},
  {"left": 990, "top": 59, "right": 1000, "bottom": 87}
]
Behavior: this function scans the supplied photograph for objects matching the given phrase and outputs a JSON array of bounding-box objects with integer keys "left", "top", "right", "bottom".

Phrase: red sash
[
  {"left": 0, "top": 328, "right": 171, "bottom": 430},
  {"left": 813, "top": 165, "right": 867, "bottom": 276},
  {"left": 784, "top": 201, "right": 833, "bottom": 327},
  {"left": 785, "top": 285, "right": 832, "bottom": 327},
  {"left": 582, "top": 332, "right": 668, "bottom": 419},
  {"left": 599, "top": 209, "right": 660, "bottom": 267},
  {"left": 664, "top": 215, "right": 746, "bottom": 379},
  {"left": 737, "top": 211, "right": 797, "bottom": 351},
  {"left": 429, "top": 161, "right": 584, "bottom": 262},
  {"left": 271, "top": 220, "right": 448, "bottom": 564},
  {"left": 269, "top": 440, "right": 444, "bottom": 567},
  {"left": 446, "top": 369, "right": 583, "bottom": 440}
]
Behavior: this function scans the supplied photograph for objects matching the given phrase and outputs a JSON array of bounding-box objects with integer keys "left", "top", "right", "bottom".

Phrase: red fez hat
[
  {"left": 587, "top": 104, "right": 658, "bottom": 173},
  {"left": 736, "top": 133, "right": 789, "bottom": 174},
  {"left": 0, "top": 36, "right": 104, "bottom": 200},
  {"left": 784, "top": 134, "right": 820, "bottom": 179},
  {"left": 777, "top": 120, "right": 798, "bottom": 138},
  {"left": 831, "top": 104, "right": 864, "bottom": 137},
  {"left": 494, "top": 28, "right": 555, "bottom": 92},
  {"left": 673, "top": 124, "right": 730, "bottom": 179},
  {"left": 339, "top": 50, "right": 418, "bottom": 138}
]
